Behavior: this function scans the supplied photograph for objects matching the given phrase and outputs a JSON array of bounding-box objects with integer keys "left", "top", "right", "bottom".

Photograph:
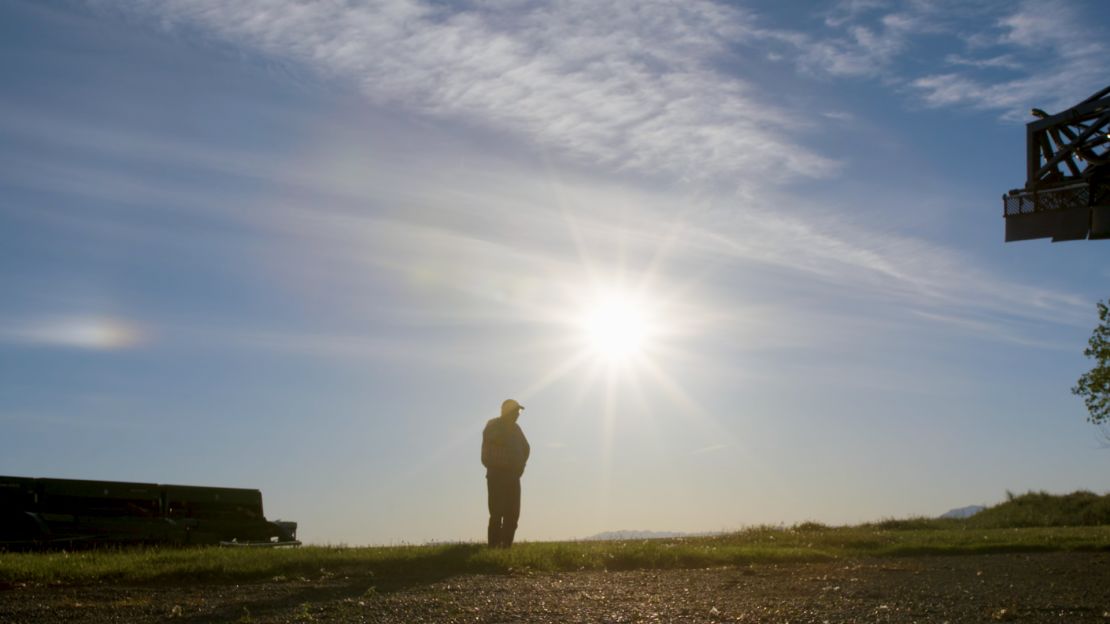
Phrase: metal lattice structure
[{"left": 1003, "top": 85, "right": 1110, "bottom": 242}]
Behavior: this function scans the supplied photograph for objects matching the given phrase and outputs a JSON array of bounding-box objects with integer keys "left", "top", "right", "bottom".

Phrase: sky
[{"left": 1, "top": 0, "right": 1108, "bottom": 545}]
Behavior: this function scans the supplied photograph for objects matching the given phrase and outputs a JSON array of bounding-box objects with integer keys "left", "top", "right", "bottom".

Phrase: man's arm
[
  {"left": 481, "top": 424, "right": 493, "bottom": 468},
  {"left": 517, "top": 426, "right": 530, "bottom": 476}
]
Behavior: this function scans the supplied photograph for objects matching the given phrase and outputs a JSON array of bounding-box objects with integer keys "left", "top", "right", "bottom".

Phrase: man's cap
[{"left": 502, "top": 399, "right": 524, "bottom": 414}]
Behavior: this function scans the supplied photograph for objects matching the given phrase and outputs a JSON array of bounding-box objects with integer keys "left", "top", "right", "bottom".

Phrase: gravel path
[{"left": 2, "top": 552, "right": 1108, "bottom": 623}]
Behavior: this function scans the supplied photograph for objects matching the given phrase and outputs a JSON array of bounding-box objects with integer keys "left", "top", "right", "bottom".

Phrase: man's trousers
[{"left": 486, "top": 471, "right": 521, "bottom": 548}]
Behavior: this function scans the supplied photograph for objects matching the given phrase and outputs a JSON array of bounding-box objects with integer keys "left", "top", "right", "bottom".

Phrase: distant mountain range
[{"left": 940, "top": 505, "right": 986, "bottom": 519}]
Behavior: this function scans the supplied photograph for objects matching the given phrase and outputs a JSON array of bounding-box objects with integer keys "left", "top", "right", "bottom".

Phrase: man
[{"left": 481, "top": 398, "right": 530, "bottom": 548}]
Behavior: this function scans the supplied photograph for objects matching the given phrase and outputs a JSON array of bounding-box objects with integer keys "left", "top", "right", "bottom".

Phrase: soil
[{"left": 1, "top": 552, "right": 1108, "bottom": 623}]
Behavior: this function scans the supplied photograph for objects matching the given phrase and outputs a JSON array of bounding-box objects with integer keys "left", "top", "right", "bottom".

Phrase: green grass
[
  {"left": 2, "top": 524, "right": 1107, "bottom": 587},
  {"left": 966, "top": 490, "right": 1110, "bottom": 528},
  {"left": 4, "top": 491, "right": 1108, "bottom": 586}
]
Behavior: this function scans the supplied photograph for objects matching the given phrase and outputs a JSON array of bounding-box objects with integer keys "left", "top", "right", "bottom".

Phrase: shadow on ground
[{"left": 173, "top": 543, "right": 496, "bottom": 623}]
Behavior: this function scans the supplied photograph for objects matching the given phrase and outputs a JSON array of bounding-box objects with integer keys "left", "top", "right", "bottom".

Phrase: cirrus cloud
[{"left": 112, "top": 0, "right": 838, "bottom": 184}]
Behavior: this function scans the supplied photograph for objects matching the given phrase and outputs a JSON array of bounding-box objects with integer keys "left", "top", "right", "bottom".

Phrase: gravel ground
[{"left": 1, "top": 552, "right": 1108, "bottom": 623}]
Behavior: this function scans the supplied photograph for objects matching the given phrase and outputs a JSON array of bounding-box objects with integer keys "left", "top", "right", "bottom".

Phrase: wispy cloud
[
  {"left": 735, "top": 0, "right": 951, "bottom": 82},
  {"left": 995, "top": 2, "right": 1101, "bottom": 58},
  {"left": 909, "top": 0, "right": 1106, "bottom": 118},
  {"left": 674, "top": 195, "right": 1092, "bottom": 331},
  {"left": 797, "top": 11, "right": 920, "bottom": 78},
  {"left": 744, "top": 0, "right": 1105, "bottom": 120},
  {"left": 943, "top": 53, "right": 1021, "bottom": 71},
  {"left": 114, "top": 0, "right": 836, "bottom": 184},
  {"left": 822, "top": 0, "right": 889, "bottom": 29}
]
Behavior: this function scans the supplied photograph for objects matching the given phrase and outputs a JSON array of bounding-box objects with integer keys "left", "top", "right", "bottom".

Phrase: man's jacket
[{"left": 482, "top": 417, "right": 530, "bottom": 477}]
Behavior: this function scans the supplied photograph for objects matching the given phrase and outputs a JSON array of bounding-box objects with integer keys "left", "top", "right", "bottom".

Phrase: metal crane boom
[{"left": 1003, "top": 85, "right": 1110, "bottom": 242}]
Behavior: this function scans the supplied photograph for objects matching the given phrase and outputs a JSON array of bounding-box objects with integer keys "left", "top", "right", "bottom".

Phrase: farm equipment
[
  {"left": 1003, "top": 85, "right": 1110, "bottom": 242},
  {"left": 0, "top": 475, "right": 299, "bottom": 549}
]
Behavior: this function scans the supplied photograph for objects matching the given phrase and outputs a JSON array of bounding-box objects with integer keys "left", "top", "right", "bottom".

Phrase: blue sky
[{"left": 1, "top": 0, "right": 1107, "bottom": 544}]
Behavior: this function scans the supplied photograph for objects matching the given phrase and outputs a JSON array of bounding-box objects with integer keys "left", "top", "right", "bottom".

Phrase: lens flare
[
  {"left": 9, "top": 317, "right": 144, "bottom": 350},
  {"left": 580, "top": 293, "right": 653, "bottom": 361}
]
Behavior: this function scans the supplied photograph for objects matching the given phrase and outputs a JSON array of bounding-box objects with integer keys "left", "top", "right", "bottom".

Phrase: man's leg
[
  {"left": 487, "top": 474, "right": 503, "bottom": 548},
  {"left": 487, "top": 518, "right": 501, "bottom": 548},
  {"left": 501, "top": 477, "right": 521, "bottom": 548}
]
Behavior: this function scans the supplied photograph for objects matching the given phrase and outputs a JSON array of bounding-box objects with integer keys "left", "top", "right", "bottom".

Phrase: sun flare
[{"left": 579, "top": 292, "right": 654, "bottom": 362}]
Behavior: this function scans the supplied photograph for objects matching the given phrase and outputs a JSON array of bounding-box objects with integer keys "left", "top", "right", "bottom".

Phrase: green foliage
[
  {"left": 1073, "top": 300, "right": 1110, "bottom": 426},
  {"left": 792, "top": 521, "right": 831, "bottom": 532},
  {"left": 966, "top": 490, "right": 1110, "bottom": 528},
  {"left": 864, "top": 517, "right": 962, "bottom": 531}
]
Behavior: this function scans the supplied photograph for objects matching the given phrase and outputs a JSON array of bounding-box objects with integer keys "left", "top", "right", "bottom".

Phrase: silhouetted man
[{"left": 482, "top": 398, "right": 530, "bottom": 548}]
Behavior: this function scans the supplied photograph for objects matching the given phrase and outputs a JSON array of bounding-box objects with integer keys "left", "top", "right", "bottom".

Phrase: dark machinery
[
  {"left": 0, "top": 475, "right": 299, "bottom": 550},
  {"left": 1003, "top": 85, "right": 1110, "bottom": 242}
]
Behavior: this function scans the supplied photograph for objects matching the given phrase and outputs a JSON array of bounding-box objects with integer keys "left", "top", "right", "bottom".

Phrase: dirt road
[{"left": 2, "top": 552, "right": 1108, "bottom": 623}]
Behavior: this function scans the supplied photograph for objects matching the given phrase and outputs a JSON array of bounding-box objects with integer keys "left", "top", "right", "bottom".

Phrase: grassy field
[
  {"left": 2, "top": 523, "right": 1108, "bottom": 587},
  {"left": 3, "top": 491, "right": 1108, "bottom": 586}
]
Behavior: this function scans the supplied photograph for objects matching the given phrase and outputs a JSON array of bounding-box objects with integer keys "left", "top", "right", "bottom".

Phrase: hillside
[{"left": 965, "top": 490, "right": 1110, "bottom": 528}]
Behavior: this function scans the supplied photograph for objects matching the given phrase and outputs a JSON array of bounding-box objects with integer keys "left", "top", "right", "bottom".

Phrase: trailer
[{"left": 0, "top": 475, "right": 299, "bottom": 549}]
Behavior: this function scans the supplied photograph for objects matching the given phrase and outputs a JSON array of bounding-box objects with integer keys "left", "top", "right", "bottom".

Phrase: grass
[
  {"left": 966, "top": 490, "right": 1110, "bottom": 528},
  {"left": 3, "top": 491, "right": 1108, "bottom": 586},
  {"left": 1, "top": 523, "right": 1107, "bottom": 587}
]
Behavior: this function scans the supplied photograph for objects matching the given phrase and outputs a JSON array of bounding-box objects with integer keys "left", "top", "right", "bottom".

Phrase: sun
[{"left": 578, "top": 291, "right": 655, "bottom": 362}]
